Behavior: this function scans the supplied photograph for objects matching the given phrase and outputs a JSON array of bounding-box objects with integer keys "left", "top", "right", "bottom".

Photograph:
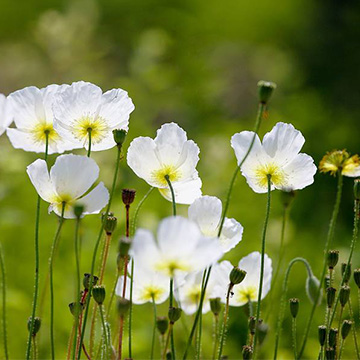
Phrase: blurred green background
[{"left": 0, "top": 0, "right": 360, "bottom": 358}]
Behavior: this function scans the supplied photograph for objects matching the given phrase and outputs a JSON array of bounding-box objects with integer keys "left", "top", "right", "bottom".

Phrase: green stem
[
  {"left": 195, "top": 309, "right": 202, "bottom": 360},
  {"left": 253, "top": 175, "right": 272, "bottom": 357},
  {"left": 339, "top": 339, "right": 344, "bottom": 360},
  {"left": 212, "top": 315, "right": 219, "bottom": 360},
  {"left": 292, "top": 318, "right": 298, "bottom": 360},
  {"left": 273, "top": 258, "right": 313, "bottom": 360},
  {"left": 299, "top": 172, "right": 343, "bottom": 358},
  {"left": 49, "top": 205, "right": 66, "bottom": 360},
  {"left": 87, "top": 129, "right": 92, "bottom": 158},
  {"left": 348, "top": 298, "right": 360, "bottom": 359},
  {"left": 217, "top": 102, "right": 266, "bottom": 237},
  {"left": 170, "top": 277, "right": 176, "bottom": 359},
  {"left": 151, "top": 296, "right": 157, "bottom": 360},
  {"left": 218, "top": 284, "right": 231, "bottom": 360},
  {"left": 26, "top": 133, "right": 49, "bottom": 360},
  {"left": 77, "top": 144, "right": 122, "bottom": 359},
  {"left": 130, "top": 187, "right": 154, "bottom": 236},
  {"left": 129, "top": 258, "right": 134, "bottom": 358},
  {"left": 99, "top": 305, "right": 108, "bottom": 359},
  {"left": 0, "top": 241, "right": 8, "bottom": 360},
  {"left": 165, "top": 175, "right": 176, "bottom": 216}
]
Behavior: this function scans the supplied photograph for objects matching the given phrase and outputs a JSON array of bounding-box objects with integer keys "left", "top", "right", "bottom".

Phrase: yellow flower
[{"left": 319, "top": 150, "right": 360, "bottom": 177}]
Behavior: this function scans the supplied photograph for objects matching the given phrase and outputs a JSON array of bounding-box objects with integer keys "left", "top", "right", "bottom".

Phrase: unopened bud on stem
[
  {"left": 27, "top": 317, "right": 41, "bottom": 336},
  {"left": 257, "top": 80, "right": 277, "bottom": 104},
  {"left": 289, "top": 298, "right": 299, "bottom": 318}
]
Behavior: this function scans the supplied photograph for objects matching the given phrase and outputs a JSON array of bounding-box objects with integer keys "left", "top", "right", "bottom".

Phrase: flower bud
[
  {"left": 117, "top": 297, "right": 131, "bottom": 315},
  {"left": 327, "top": 250, "right": 339, "bottom": 270},
  {"left": 83, "top": 273, "right": 99, "bottom": 290},
  {"left": 122, "top": 189, "right": 136, "bottom": 206},
  {"left": 318, "top": 325, "right": 326, "bottom": 347},
  {"left": 229, "top": 267, "right": 247, "bottom": 285},
  {"left": 341, "top": 320, "right": 352, "bottom": 340},
  {"left": 341, "top": 263, "right": 351, "bottom": 284},
  {"left": 248, "top": 316, "right": 256, "bottom": 335},
  {"left": 328, "top": 328, "right": 338, "bottom": 348},
  {"left": 280, "top": 190, "right": 296, "bottom": 209},
  {"left": 257, "top": 80, "right": 277, "bottom": 104},
  {"left": 93, "top": 285, "right": 106, "bottom": 305},
  {"left": 354, "top": 179, "right": 360, "bottom": 201},
  {"left": 73, "top": 204, "right": 84, "bottom": 218},
  {"left": 165, "top": 351, "right": 172, "bottom": 360},
  {"left": 326, "top": 287, "right": 336, "bottom": 308},
  {"left": 289, "top": 298, "right": 299, "bottom": 318},
  {"left": 306, "top": 275, "right": 322, "bottom": 306},
  {"left": 27, "top": 317, "right": 41, "bottom": 336},
  {"left": 209, "top": 298, "right": 222, "bottom": 316},
  {"left": 103, "top": 214, "right": 117, "bottom": 235},
  {"left": 156, "top": 316, "right": 169, "bottom": 335},
  {"left": 339, "top": 285, "right": 350, "bottom": 307},
  {"left": 168, "top": 307, "right": 182, "bottom": 324},
  {"left": 242, "top": 345, "right": 253, "bottom": 360},
  {"left": 325, "top": 347, "right": 335, "bottom": 360},
  {"left": 113, "top": 129, "right": 127, "bottom": 147},
  {"left": 118, "top": 237, "right": 131, "bottom": 259},
  {"left": 354, "top": 268, "right": 360, "bottom": 288},
  {"left": 68, "top": 302, "right": 84, "bottom": 317}
]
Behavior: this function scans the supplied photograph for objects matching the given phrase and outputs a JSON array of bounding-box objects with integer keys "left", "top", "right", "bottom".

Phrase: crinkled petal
[
  {"left": 0, "top": 94, "right": 13, "bottom": 136},
  {"left": 219, "top": 217, "right": 244, "bottom": 253},
  {"left": 76, "top": 182, "right": 109, "bottom": 215},
  {"left": 173, "top": 140, "right": 200, "bottom": 180}
]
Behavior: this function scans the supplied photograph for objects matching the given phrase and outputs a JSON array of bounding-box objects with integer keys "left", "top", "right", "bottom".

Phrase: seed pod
[
  {"left": 68, "top": 302, "right": 84, "bottom": 317},
  {"left": 341, "top": 263, "right": 351, "bottom": 284},
  {"left": 118, "top": 237, "right": 131, "bottom": 259},
  {"left": 113, "top": 129, "right": 127, "bottom": 147},
  {"left": 326, "top": 287, "right": 336, "bottom": 308},
  {"left": 341, "top": 320, "right": 352, "bottom": 340},
  {"left": 122, "top": 189, "right": 136, "bottom": 206},
  {"left": 318, "top": 325, "right": 327, "bottom": 347},
  {"left": 339, "top": 285, "right": 350, "bottom": 307},
  {"left": 209, "top": 298, "right": 222, "bottom": 316},
  {"left": 117, "top": 297, "right": 131, "bottom": 316},
  {"left": 27, "top": 317, "right": 41, "bottom": 336},
  {"left": 289, "top": 298, "right": 299, "bottom": 318},
  {"left": 327, "top": 250, "right": 339, "bottom": 270},
  {"left": 257, "top": 80, "right": 277, "bottom": 104},
  {"left": 168, "top": 307, "right": 182, "bottom": 324},
  {"left": 93, "top": 285, "right": 106, "bottom": 305},
  {"left": 229, "top": 267, "right": 246, "bottom": 285},
  {"left": 103, "top": 214, "right": 117, "bottom": 235},
  {"left": 73, "top": 204, "right": 84, "bottom": 218},
  {"left": 328, "top": 328, "right": 338, "bottom": 348},
  {"left": 242, "top": 345, "right": 253, "bottom": 360},
  {"left": 353, "top": 269, "right": 360, "bottom": 289},
  {"left": 83, "top": 273, "right": 99, "bottom": 290},
  {"left": 156, "top": 317, "right": 169, "bottom": 335}
]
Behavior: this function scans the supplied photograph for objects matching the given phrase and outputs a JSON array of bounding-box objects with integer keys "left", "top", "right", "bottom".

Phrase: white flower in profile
[
  {"left": 26, "top": 154, "right": 109, "bottom": 219},
  {"left": 231, "top": 122, "right": 317, "bottom": 193},
  {"left": 116, "top": 266, "right": 169, "bottom": 305},
  {"left": 130, "top": 216, "right": 223, "bottom": 278},
  {"left": 6, "top": 85, "right": 79, "bottom": 154},
  {"left": 0, "top": 94, "right": 13, "bottom": 136},
  {"left": 188, "top": 196, "right": 243, "bottom": 253},
  {"left": 52, "top": 81, "right": 135, "bottom": 151},
  {"left": 127, "top": 122, "right": 202, "bottom": 204},
  {"left": 219, "top": 252, "right": 272, "bottom": 307}
]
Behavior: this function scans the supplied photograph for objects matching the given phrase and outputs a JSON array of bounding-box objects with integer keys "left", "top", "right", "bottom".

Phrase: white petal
[
  {"left": 127, "top": 137, "right": 162, "bottom": 187},
  {"left": 188, "top": 196, "right": 222, "bottom": 236},
  {"left": 159, "top": 176, "right": 202, "bottom": 204},
  {"left": 280, "top": 153, "right": 317, "bottom": 191},
  {"left": 115, "top": 276, "right": 131, "bottom": 299},
  {"left": 50, "top": 154, "right": 99, "bottom": 199},
  {"left": 219, "top": 218, "right": 244, "bottom": 253},
  {"left": 26, "top": 159, "right": 55, "bottom": 202},
  {"left": 76, "top": 182, "right": 109, "bottom": 215},
  {"left": 209, "top": 261, "right": 233, "bottom": 300},
  {"left": 174, "top": 140, "right": 200, "bottom": 181},
  {"left": 0, "top": 94, "right": 13, "bottom": 136},
  {"left": 262, "top": 122, "right": 305, "bottom": 165}
]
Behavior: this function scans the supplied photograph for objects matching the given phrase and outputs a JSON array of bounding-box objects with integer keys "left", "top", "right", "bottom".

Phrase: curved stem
[
  {"left": 0, "top": 241, "right": 8, "bottom": 360},
  {"left": 292, "top": 318, "right": 298, "bottom": 360},
  {"left": 253, "top": 175, "right": 272, "bottom": 357},
  {"left": 299, "top": 173, "right": 343, "bottom": 358},
  {"left": 151, "top": 296, "right": 157, "bottom": 360},
  {"left": 217, "top": 102, "right": 266, "bottom": 237},
  {"left": 87, "top": 129, "right": 92, "bottom": 158},
  {"left": 26, "top": 133, "right": 49, "bottom": 360},
  {"left": 130, "top": 187, "right": 154, "bottom": 236},
  {"left": 49, "top": 205, "right": 66, "bottom": 360},
  {"left": 218, "top": 284, "right": 231, "bottom": 360},
  {"left": 77, "top": 144, "right": 122, "bottom": 359},
  {"left": 165, "top": 175, "right": 176, "bottom": 216},
  {"left": 273, "top": 257, "right": 313, "bottom": 360}
]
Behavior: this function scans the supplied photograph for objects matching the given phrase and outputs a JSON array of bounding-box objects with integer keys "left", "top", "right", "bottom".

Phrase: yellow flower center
[
  {"left": 236, "top": 286, "right": 257, "bottom": 304},
  {"left": 50, "top": 194, "right": 75, "bottom": 214},
  {"left": 72, "top": 116, "right": 109, "bottom": 144},
  {"left": 255, "top": 163, "right": 287, "bottom": 188},
  {"left": 139, "top": 285, "right": 165, "bottom": 302},
  {"left": 151, "top": 165, "right": 181, "bottom": 186},
  {"left": 155, "top": 259, "right": 190, "bottom": 277},
  {"left": 31, "top": 122, "right": 59, "bottom": 144}
]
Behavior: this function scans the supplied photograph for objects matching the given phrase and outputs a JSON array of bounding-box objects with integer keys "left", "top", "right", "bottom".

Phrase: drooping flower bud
[
  {"left": 242, "top": 345, "right": 253, "bottom": 360},
  {"left": 354, "top": 268, "right": 360, "bottom": 288},
  {"left": 257, "top": 80, "right": 277, "bottom": 104},
  {"left": 326, "top": 287, "right": 336, "bottom": 308},
  {"left": 341, "top": 320, "right": 352, "bottom": 340},
  {"left": 156, "top": 317, "right": 169, "bottom": 335},
  {"left": 103, "top": 214, "right": 117, "bottom": 235},
  {"left": 93, "top": 285, "right": 106, "bottom": 305},
  {"left": 341, "top": 263, "right": 351, "bottom": 284},
  {"left": 83, "top": 273, "right": 99, "bottom": 290},
  {"left": 339, "top": 285, "right": 350, "bottom": 307},
  {"left": 168, "top": 307, "right": 182, "bottom": 324},
  {"left": 327, "top": 250, "right": 339, "bottom": 270},
  {"left": 27, "top": 317, "right": 41, "bottom": 336},
  {"left": 117, "top": 297, "right": 131, "bottom": 315},
  {"left": 118, "top": 237, "right": 131, "bottom": 259},
  {"left": 280, "top": 190, "right": 296, "bottom": 209},
  {"left": 73, "top": 204, "right": 84, "bottom": 218},
  {"left": 306, "top": 275, "right": 322, "bottom": 305},
  {"left": 328, "top": 328, "right": 338, "bottom": 348},
  {"left": 113, "top": 129, "right": 127, "bottom": 147},
  {"left": 122, "top": 189, "right": 136, "bottom": 206},
  {"left": 209, "top": 298, "right": 222, "bottom": 316},
  {"left": 318, "top": 325, "right": 326, "bottom": 347},
  {"left": 289, "top": 298, "right": 299, "bottom": 318},
  {"left": 229, "top": 267, "right": 247, "bottom": 285},
  {"left": 354, "top": 179, "right": 360, "bottom": 201}
]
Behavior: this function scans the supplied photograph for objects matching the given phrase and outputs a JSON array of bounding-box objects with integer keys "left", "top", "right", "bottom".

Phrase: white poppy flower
[
  {"left": 26, "top": 154, "right": 109, "bottom": 219},
  {"left": 188, "top": 196, "right": 243, "bottom": 253},
  {"left": 130, "top": 216, "right": 223, "bottom": 278},
  {"left": 116, "top": 266, "right": 169, "bottom": 305},
  {"left": 231, "top": 122, "right": 317, "bottom": 193},
  {"left": 127, "top": 122, "right": 202, "bottom": 205},
  {"left": 52, "top": 81, "right": 135, "bottom": 151},
  {"left": 6, "top": 85, "right": 79, "bottom": 154},
  {"left": 0, "top": 94, "right": 13, "bottom": 136},
  {"left": 221, "top": 252, "right": 272, "bottom": 307}
]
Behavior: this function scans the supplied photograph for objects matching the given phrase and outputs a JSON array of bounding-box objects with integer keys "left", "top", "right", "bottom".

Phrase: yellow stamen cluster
[
  {"left": 50, "top": 194, "right": 75, "bottom": 213},
  {"left": 255, "top": 163, "right": 287, "bottom": 188},
  {"left": 186, "top": 286, "right": 201, "bottom": 305},
  {"left": 236, "top": 286, "right": 257, "bottom": 304},
  {"left": 31, "top": 122, "right": 59, "bottom": 144},
  {"left": 155, "top": 259, "right": 190, "bottom": 277},
  {"left": 72, "top": 116, "right": 109, "bottom": 144},
  {"left": 151, "top": 165, "right": 181, "bottom": 186},
  {"left": 139, "top": 286, "right": 165, "bottom": 302},
  {"left": 319, "top": 150, "right": 360, "bottom": 176}
]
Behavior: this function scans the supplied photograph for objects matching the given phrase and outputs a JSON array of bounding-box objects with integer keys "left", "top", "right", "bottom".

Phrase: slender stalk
[
  {"left": 212, "top": 315, "right": 219, "bottom": 360},
  {"left": 273, "top": 258, "right": 313, "bottom": 360},
  {"left": 77, "top": 144, "right": 122, "bottom": 359},
  {"left": 67, "top": 323, "right": 76, "bottom": 360},
  {"left": 130, "top": 187, "right": 154, "bottom": 236},
  {"left": 299, "top": 172, "right": 343, "bottom": 358},
  {"left": 292, "top": 317, "right": 298, "bottom": 360},
  {"left": 26, "top": 133, "right": 49, "bottom": 360},
  {"left": 0, "top": 241, "right": 8, "bottom": 360},
  {"left": 218, "top": 284, "right": 231, "bottom": 360},
  {"left": 87, "top": 129, "right": 92, "bottom": 157},
  {"left": 339, "top": 338, "right": 344, "bottom": 360},
  {"left": 195, "top": 309, "right": 202, "bottom": 360},
  {"left": 348, "top": 298, "right": 360, "bottom": 359},
  {"left": 49, "top": 204, "right": 66, "bottom": 360},
  {"left": 151, "top": 296, "right": 157, "bottom": 360},
  {"left": 118, "top": 315, "right": 124, "bottom": 360},
  {"left": 169, "top": 277, "right": 176, "bottom": 359},
  {"left": 32, "top": 336, "right": 37, "bottom": 360},
  {"left": 253, "top": 175, "right": 272, "bottom": 357},
  {"left": 165, "top": 175, "right": 176, "bottom": 216},
  {"left": 128, "top": 258, "right": 134, "bottom": 358},
  {"left": 163, "top": 324, "right": 173, "bottom": 360},
  {"left": 118, "top": 255, "right": 129, "bottom": 360},
  {"left": 99, "top": 305, "right": 109, "bottom": 359},
  {"left": 217, "top": 102, "right": 266, "bottom": 236}
]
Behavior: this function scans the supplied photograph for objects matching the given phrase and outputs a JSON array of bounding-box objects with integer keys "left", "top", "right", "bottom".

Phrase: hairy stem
[
  {"left": 218, "top": 284, "right": 231, "bottom": 360},
  {"left": 0, "top": 241, "right": 8, "bottom": 360}
]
